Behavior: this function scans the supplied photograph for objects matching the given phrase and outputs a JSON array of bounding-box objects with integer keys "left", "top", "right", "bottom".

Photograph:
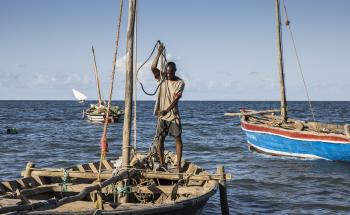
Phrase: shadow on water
[{"left": 1, "top": 101, "right": 350, "bottom": 214}]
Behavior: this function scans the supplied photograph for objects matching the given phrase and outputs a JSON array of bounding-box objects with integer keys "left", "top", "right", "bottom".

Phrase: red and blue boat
[
  {"left": 226, "top": 0, "right": 350, "bottom": 162},
  {"left": 239, "top": 109, "right": 350, "bottom": 162}
]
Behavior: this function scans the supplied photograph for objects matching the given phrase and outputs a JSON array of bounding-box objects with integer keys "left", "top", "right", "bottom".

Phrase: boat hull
[
  {"left": 86, "top": 114, "right": 120, "bottom": 123},
  {"left": 241, "top": 120, "right": 350, "bottom": 162}
]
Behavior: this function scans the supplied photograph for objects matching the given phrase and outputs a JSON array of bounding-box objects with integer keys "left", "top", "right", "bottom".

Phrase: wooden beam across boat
[
  {"left": 21, "top": 168, "right": 231, "bottom": 182},
  {"left": 141, "top": 171, "right": 232, "bottom": 181},
  {"left": 225, "top": 109, "right": 280, "bottom": 117}
]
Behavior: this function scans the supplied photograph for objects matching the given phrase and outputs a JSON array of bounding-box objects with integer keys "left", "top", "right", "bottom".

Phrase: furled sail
[{"left": 72, "top": 89, "right": 87, "bottom": 102}]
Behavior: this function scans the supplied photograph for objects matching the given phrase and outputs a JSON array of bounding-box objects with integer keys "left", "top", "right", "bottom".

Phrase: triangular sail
[{"left": 72, "top": 89, "right": 87, "bottom": 102}]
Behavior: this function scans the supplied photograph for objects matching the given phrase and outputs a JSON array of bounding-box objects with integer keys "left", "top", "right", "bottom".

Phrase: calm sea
[{"left": 1, "top": 101, "right": 350, "bottom": 214}]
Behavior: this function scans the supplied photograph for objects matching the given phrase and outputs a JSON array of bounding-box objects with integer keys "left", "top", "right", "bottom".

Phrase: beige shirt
[{"left": 154, "top": 75, "right": 185, "bottom": 122}]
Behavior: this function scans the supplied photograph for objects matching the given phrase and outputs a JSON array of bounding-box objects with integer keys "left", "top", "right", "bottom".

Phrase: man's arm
[{"left": 151, "top": 43, "right": 165, "bottom": 80}]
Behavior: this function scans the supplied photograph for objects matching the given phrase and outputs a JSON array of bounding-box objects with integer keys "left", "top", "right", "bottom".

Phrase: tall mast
[
  {"left": 122, "top": 0, "right": 136, "bottom": 168},
  {"left": 92, "top": 46, "right": 103, "bottom": 106},
  {"left": 275, "top": 0, "right": 287, "bottom": 121}
]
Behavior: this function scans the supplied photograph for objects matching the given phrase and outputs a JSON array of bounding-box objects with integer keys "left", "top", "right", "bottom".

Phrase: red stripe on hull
[{"left": 241, "top": 121, "right": 349, "bottom": 143}]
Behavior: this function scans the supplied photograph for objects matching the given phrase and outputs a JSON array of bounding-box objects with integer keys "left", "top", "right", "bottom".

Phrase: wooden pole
[
  {"left": 217, "top": 166, "right": 229, "bottom": 215},
  {"left": 275, "top": 0, "right": 288, "bottom": 121},
  {"left": 224, "top": 109, "right": 280, "bottom": 117},
  {"left": 91, "top": 46, "right": 103, "bottom": 106},
  {"left": 122, "top": 0, "right": 136, "bottom": 168},
  {"left": 23, "top": 162, "right": 35, "bottom": 178}
]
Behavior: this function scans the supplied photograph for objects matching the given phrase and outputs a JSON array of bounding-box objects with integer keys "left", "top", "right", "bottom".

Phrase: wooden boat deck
[{"left": 0, "top": 152, "right": 228, "bottom": 214}]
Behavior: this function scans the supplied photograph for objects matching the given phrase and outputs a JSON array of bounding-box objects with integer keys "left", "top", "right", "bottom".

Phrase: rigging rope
[
  {"left": 98, "top": 0, "right": 124, "bottom": 180},
  {"left": 133, "top": 1, "right": 138, "bottom": 151},
  {"left": 282, "top": 0, "right": 316, "bottom": 122}
]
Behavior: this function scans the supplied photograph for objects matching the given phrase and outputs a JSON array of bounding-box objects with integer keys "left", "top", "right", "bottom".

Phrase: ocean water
[{"left": 1, "top": 101, "right": 350, "bottom": 214}]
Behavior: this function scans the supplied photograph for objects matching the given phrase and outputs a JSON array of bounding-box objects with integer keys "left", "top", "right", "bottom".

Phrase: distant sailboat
[
  {"left": 84, "top": 46, "right": 123, "bottom": 123},
  {"left": 72, "top": 89, "right": 87, "bottom": 103}
]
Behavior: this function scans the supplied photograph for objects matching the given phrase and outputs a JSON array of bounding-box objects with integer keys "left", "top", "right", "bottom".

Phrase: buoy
[{"left": 6, "top": 128, "right": 18, "bottom": 134}]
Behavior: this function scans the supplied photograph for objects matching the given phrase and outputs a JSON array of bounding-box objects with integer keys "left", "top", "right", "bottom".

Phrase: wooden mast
[
  {"left": 91, "top": 46, "right": 103, "bottom": 106},
  {"left": 122, "top": 0, "right": 136, "bottom": 168},
  {"left": 275, "top": 0, "right": 288, "bottom": 121}
]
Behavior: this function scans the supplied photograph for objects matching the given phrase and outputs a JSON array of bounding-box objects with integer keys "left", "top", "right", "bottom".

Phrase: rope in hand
[
  {"left": 98, "top": 0, "right": 124, "bottom": 181},
  {"left": 282, "top": 0, "right": 316, "bottom": 122},
  {"left": 136, "top": 40, "right": 168, "bottom": 96}
]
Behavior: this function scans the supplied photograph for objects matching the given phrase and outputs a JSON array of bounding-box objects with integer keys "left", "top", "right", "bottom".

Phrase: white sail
[{"left": 72, "top": 89, "right": 87, "bottom": 102}]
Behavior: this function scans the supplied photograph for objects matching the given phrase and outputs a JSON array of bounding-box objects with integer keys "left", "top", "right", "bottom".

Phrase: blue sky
[{"left": 0, "top": 0, "right": 349, "bottom": 101}]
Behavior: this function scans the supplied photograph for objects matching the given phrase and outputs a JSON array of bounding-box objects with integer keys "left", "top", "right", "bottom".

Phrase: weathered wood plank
[
  {"left": 225, "top": 109, "right": 280, "bottom": 117},
  {"left": 88, "top": 163, "right": 99, "bottom": 173},
  {"left": 1, "top": 181, "right": 18, "bottom": 191},
  {"left": 102, "top": 160, "right": 113, "bottom": 170},
  {"left": 76, "top": 165, "right": 86, "bottom": 172}
]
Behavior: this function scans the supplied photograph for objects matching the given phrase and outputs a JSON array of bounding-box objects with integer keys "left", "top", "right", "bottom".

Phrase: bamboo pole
[
  {"left": 122, "top": 0, "right": 136, "bottom": 168},
  {"left": 23, "top": 162, "right": 35, "bottom": 178},
  {"left": 217, "top": 166, "right": 229, "bottom": 215},
  {"left": 91, "top": 46, "right": 103, "bottom": 106},
  {"left": 275, "top": 0, "right": 288, "bottom": 121}
]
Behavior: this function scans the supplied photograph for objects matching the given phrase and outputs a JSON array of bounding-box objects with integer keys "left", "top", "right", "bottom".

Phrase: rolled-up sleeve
[{"left": 174, "top": 80, "right": 185, "bottom": 98}]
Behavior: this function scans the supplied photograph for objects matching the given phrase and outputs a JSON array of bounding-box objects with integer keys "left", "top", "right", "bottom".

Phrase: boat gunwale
[{"left": 240, "top": 113, "right": 350, "bottom": 144}]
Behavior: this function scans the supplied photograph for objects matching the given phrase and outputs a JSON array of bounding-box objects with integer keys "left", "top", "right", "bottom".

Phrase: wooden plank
[
  {"left": 142, "top": 171, "right": 232, "bottom": 181},
  {"left": 21, "top": 177, "right": 39, "bottom": 188},
  {"left": 135, "top": 185, "right": 203, "bottom": 195},
  {"left": 27, "top": 169, "right": 113, "bottom": 180},
  {"left": 88, "top": 163, "right": 99, "bottom": 173},
  {"left": 76, "top": 165, "right": 86, "bottom": 172},
  {"left": 102, "top": 160, "right": 113, "bottom": 170},
  {"left": 1, "top": 181, "right": 18, "bottom": 191},
  {"left": 0, "top": 183, "right": 7, "bottom": 194},
  {"left": 225, "top": 109, "right": 280, "bottom": 117},
  {"left": 32, "top": 176, "right": 48, "bottom": 185},
  {"left": 15, "top": 179, "right": 26, "bottom": 189},
  {"left": 26, "top": 168, "right": 232, "bottom": 182},
  {"left": 185, "top": 163, "right": 198, "bottom": 175}
]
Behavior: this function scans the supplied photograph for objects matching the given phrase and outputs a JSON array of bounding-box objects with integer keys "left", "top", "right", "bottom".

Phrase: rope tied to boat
[
  {"left": 99, "top": 0, "right": 124, "bottom": 161},
  {"left": 117, "top": 186, "right": 132, "bottom": 194},
  {"left": 61, "top": 169, "right": 69, "bottom": 192}
]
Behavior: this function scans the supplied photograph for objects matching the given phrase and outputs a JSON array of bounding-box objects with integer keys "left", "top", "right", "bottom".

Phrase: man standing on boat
[{"left": 151, "top": 43, "right": 185, "bottom": 173}]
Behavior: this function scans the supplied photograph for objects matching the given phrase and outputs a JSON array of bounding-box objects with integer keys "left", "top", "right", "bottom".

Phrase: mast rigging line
[
  {"left": 98, "top": 0, "right": 124, "bottom": 170},
  {"left": 282, "top": 0, "right": 316, "bottom": 122}
]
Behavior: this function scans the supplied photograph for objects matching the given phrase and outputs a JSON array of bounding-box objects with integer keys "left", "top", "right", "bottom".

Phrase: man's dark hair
[{"left": 166, "top": 62, "right": 177, "bottom": 71}]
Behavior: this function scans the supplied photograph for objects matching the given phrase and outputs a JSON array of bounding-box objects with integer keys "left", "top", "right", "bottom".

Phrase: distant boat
[
  {"left": 85, "top": 103, "right": 123, "bottom": 123},
  {"left": 226, "top": 0, "right": 350, "bottom": 162},
  {"left": 72, "top": 89, "right": 87, "bottom": 103},
  {"left": 83, "top": 46, "right": 123, "bottom": 123}
]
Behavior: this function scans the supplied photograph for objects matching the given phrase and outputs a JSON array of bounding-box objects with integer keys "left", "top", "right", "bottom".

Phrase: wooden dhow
[
  {"left": 0, "top": 152, "right": 230, "bottom": 214},
  {"left": 225, "top": 0, "right": 350, "bottom": 162}
]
